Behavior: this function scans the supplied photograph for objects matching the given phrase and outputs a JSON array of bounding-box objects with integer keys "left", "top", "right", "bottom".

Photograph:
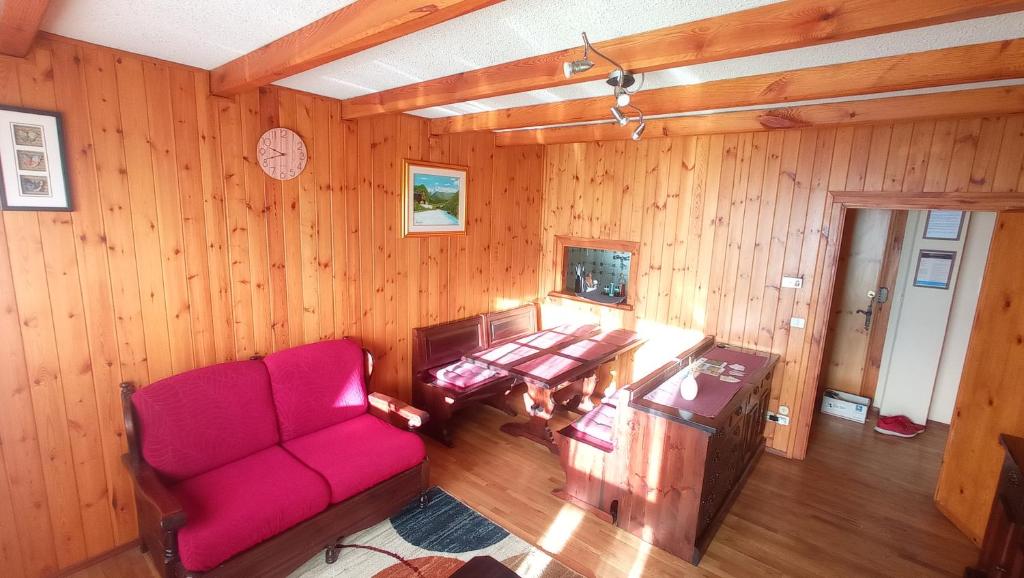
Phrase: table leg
[
  {"left": 563, "top": 372, "right": 598, "bottom": 414},
  {"left": 500, "top": 384, "right": 559, "bottom": 454}
]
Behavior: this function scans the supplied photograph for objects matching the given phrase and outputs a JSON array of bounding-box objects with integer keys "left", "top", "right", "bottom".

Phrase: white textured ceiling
[
  {"left": 40, "top": 1, "right": 1024, "bottom": 124},
  {"left": 42, "top": 0, "right": 358, "bottom": 69}
]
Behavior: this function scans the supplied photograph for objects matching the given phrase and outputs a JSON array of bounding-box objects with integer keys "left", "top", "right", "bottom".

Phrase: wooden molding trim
[
  {"left": 494, "top": 85, "right": 1024, "bottom": 145},
  {"left": 210, "top": 0, "right": 502, "bottom": 96},
  {"left": 831, "top": 190, "right": 1024, "bottom": 211},
  {"left": 433, "top": 38, "right": 1024, "bottom": 134},
  {"left": 341, "top": 0, "right": 1024, "bottom": 118},
  {"left": 52, "top": 539, "right": 142, "bottom": 578},
  {"left": 0, "top": 0, "right": 51, "bottom": 57}
]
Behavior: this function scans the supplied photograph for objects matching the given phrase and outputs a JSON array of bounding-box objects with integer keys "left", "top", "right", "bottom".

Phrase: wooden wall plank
[
  {"left": 17, "top": 44, "right": 118, "bottom": 557},
  {"left": 936, "top": 212, "right": 1024, "bottom": 543}
]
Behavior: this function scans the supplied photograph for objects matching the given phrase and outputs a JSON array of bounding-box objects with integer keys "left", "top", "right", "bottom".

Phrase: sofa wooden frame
[{"left": 120, "top": 347, "right": 430, "bottom": 578}]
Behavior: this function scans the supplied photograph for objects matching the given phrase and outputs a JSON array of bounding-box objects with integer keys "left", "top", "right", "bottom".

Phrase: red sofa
[{"left": 121, "top": 339, "right": 430, "bottom": 577}]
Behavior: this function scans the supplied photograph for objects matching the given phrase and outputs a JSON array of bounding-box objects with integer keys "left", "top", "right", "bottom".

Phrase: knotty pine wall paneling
[
  {"left": 936, "top": 212, "right": 1024, "bottom": 543},
  {"left": 539, "top": 116, "right": 1024, "bottom": 460},
  {"left": 0, "top": 35, "right": 544, "bottom": 577}
]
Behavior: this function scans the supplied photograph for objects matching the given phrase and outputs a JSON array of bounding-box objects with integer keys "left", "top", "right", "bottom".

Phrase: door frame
[{"left": 789, "top": 191, "right": 1024, "bottom": 460}]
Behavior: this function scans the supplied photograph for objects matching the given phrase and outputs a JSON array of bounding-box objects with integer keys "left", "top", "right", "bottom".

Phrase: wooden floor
[{"left": 71, "top": 407, "right": 976, "bottom": 578}]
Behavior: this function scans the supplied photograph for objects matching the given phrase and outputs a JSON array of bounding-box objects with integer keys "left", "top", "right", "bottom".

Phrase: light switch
[
  {"left": 782, "top": 276, "right": 803, "bottom": 289},
  {"left": 790, "top": 317, "right": 806, "bottom": 329}
]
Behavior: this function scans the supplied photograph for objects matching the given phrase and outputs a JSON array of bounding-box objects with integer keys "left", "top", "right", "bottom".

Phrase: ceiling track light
[
  {"left": 563, "top": 32, "right": 647, "bottom": 140},
  {"left": 610, "top": 106, "right": 628, "bottom": 126}
]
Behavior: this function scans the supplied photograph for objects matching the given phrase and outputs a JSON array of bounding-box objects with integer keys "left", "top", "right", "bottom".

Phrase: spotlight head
[
  {"left": 631, "top": 121, "right": 646, "bottom": 141},
  {"left": 610, "top": 106, "right": 628, "bottom": 126},
  {"left": 563, "top": 59, "right": 594, "bottom": 78},
  {"left": 615, "top": 91, "right": 630, "bottom": 107}
]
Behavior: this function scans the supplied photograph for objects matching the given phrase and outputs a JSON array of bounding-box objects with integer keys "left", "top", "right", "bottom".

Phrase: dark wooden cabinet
[
  {"left": 968, "top": 435, "right": 1024, "bottom": 578},
  {"left": 555, "top": 339, "right": 778, "bottom": 565}
]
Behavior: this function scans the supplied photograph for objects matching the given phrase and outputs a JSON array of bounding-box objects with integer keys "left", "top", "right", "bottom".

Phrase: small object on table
[{"left": 680, "top": 372, "right": 699, "bottom": 401}]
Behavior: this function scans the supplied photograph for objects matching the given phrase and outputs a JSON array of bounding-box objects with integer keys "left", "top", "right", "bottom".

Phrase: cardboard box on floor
[{"left": 820, "top": 389, "right": 871, "bottom": 423}]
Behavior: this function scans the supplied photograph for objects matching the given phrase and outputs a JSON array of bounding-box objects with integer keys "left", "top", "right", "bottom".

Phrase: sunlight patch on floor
[
  {"left": 537, "top": 504, "right": 585, "bottom": 554},
  {"left": 628, "top": 540, "right": 652, "bottom": 578}
]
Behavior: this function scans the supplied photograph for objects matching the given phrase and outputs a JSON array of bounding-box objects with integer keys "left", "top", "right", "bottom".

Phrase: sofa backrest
[
  {"left": 132, "top": 360, "right": 280, "bottom": 482},
  {"left": 263, "top": 339, "right": 368, "bottom": 441}
]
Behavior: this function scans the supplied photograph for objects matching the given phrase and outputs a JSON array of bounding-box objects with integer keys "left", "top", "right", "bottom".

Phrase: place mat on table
[
  {"left": 515, "top": 330, "right": 579, "bottom": 350},
  {"left": 642, "top": 369, "right": 744, "bottom": 418},
  {"left": 547, "top": 323, "right": 600, "bottom": 338},
  {"left": 588, "top": 328, "right": 640, "bottom": 347},
  {"left": 557, "top": 339, "right": 620, "bottom": 362},
  {"left": 472, "top": 342, "right": 542, "bottom": 367},
  {"left": 512, "top": 353, "right": 582, "bottom": 382}
]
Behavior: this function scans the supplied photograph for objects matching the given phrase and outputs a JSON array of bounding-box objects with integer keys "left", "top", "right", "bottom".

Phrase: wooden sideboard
[
  {"left": 555, "top": 339, "right": 778, "bottom": 564},
  {"left": 967, "top": 435, "right": 1024, "bottom": 578}
]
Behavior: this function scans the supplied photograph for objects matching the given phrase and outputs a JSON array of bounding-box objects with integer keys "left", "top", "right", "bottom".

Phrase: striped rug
[{"left": 289, "top": 487, "right": 580, "bottom": 578}]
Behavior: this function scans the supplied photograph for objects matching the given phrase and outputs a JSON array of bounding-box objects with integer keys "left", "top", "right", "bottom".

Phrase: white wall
[
  {"left": 928, "top": 211, "right": 996, "bottom": 423},
  {"left": 874, "top": 211, "right": 995, "bottom": 425}
]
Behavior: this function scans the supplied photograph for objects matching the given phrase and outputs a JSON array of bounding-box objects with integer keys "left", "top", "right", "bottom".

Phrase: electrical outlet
[
  {"left": 766, "top": 411, "right": 790, "bottom": 426},
  {"left": 790, "top": 317, "right": 806, "bottom": 329},
  {"left": 778, "top": 405, "right": 790, "bottom": 416},
  {"left": 782, "top": 276, "right": 803, "bottom": 289}
]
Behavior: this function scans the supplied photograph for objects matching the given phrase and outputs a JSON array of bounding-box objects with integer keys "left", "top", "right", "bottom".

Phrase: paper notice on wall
[
  {"left": 913, "top": 250, "right": 956, "bottom": 289},
  {"left": 924, "top": 210, "right": 964, "bottom": 240}
]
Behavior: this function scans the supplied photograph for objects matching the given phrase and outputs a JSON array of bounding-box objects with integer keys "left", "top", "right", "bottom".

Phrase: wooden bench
[{"left": 412, "top": 304, "right": 538, "bottom": 446}]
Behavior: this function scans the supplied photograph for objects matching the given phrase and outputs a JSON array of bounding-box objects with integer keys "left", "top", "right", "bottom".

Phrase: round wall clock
[{"left": 258, "top": 128, "right": 307, "bottom": 181}]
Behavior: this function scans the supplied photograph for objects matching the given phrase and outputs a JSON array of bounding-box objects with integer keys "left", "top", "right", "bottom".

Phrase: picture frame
[
  {"left": 0, "top": 106, "right": 73, "bottom": 211},
  {"left": 913, "top": 249, "right": 956, "bottom": 290},
  {"left": 923, "top": 209, "right": 964, "bottom": 241},
  {"left": 401, "top": 159, "right": 467, "bottom": 237}
]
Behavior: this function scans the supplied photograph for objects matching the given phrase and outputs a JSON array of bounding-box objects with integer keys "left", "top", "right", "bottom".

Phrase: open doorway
[
  {"left": 820, "top": 208, "right": 995, "bottom": 432},
  {"left": 809, "top": 207, "right": 997, "bottom": 560}
]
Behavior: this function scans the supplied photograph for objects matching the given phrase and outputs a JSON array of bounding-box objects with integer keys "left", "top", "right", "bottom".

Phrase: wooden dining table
[{"left": 463, "top": 323, "right": 644, "bottom": 453}]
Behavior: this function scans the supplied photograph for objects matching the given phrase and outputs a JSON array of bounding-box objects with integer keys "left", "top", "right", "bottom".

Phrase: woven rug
[{"left": 288, "top": 487, "right": 580, "bottom": 578}]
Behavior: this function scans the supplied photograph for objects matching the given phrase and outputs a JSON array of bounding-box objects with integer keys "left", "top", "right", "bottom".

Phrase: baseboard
[{"left": 53, "top": 539, "right": 141, "bottom": 577}]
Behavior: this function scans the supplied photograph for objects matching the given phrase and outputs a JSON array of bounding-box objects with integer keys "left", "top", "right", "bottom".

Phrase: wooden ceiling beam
[
  {"left": 210, "top": 0, "right": 502, "bottom": 97},
  {"left": 0, "top": 0, "right": 51, "bottom": 57},
  {"left": 494, "top": 85, "right": 1024, "bottom": 146},
  {"left": 341, "top": 0, "right": 1024, "bottom": 119},
  {"left": 434, "top": 38, "right": 1024, "bottom": 134}
]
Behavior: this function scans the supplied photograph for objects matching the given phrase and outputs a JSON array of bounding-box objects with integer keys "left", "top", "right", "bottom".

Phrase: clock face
[{"left": 258, "top": 128, "right": 307, "bottom": 181}]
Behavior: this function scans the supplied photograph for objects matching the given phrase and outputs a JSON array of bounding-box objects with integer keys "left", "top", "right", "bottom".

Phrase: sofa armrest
[
  {"left": 122, "top": 454, "right": 186, "bottom": 531},
  {"left": 368, "top": 392, "right": 430, "bottom": 431}
]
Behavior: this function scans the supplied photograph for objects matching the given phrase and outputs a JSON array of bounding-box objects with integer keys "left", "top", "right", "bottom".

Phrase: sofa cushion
[
  {"left": 173, "top": 446, "right": 330, "bottom": 572},
  {"left": 429, "top": 361, "right": 508, "bottom": 392},
  {"left": 132, "top": 360, "right": 279, "bottom": 482},
  {"left": 263, "top": 339, "right": 369, "bottom": 441},
  {"left": 283, "top": 414, "right": 426, "bottom": 504}
]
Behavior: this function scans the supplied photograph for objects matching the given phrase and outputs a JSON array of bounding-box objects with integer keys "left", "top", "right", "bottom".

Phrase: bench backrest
[
  {"left": 413, "top": 316, "right": 486, "bottom": 378},
  {"left": 482, "top": 303, "right": 539, "bottom": 345}
]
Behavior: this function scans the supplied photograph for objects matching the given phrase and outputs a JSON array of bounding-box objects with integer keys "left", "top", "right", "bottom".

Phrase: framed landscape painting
[
  {"left": 0, "top": 106, "right": 72, "bottom": 211},
  {"left": 401, "top": 159, "right": 467, "bottom": 237}
]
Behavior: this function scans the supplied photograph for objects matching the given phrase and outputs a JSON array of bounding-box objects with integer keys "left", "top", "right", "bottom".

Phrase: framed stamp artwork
[
  {"left": 401, "top": 159, "right": 467, "bottom": 237},
  {"left": 0, "top": 106, "right": 72, "bottom": 211}
]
